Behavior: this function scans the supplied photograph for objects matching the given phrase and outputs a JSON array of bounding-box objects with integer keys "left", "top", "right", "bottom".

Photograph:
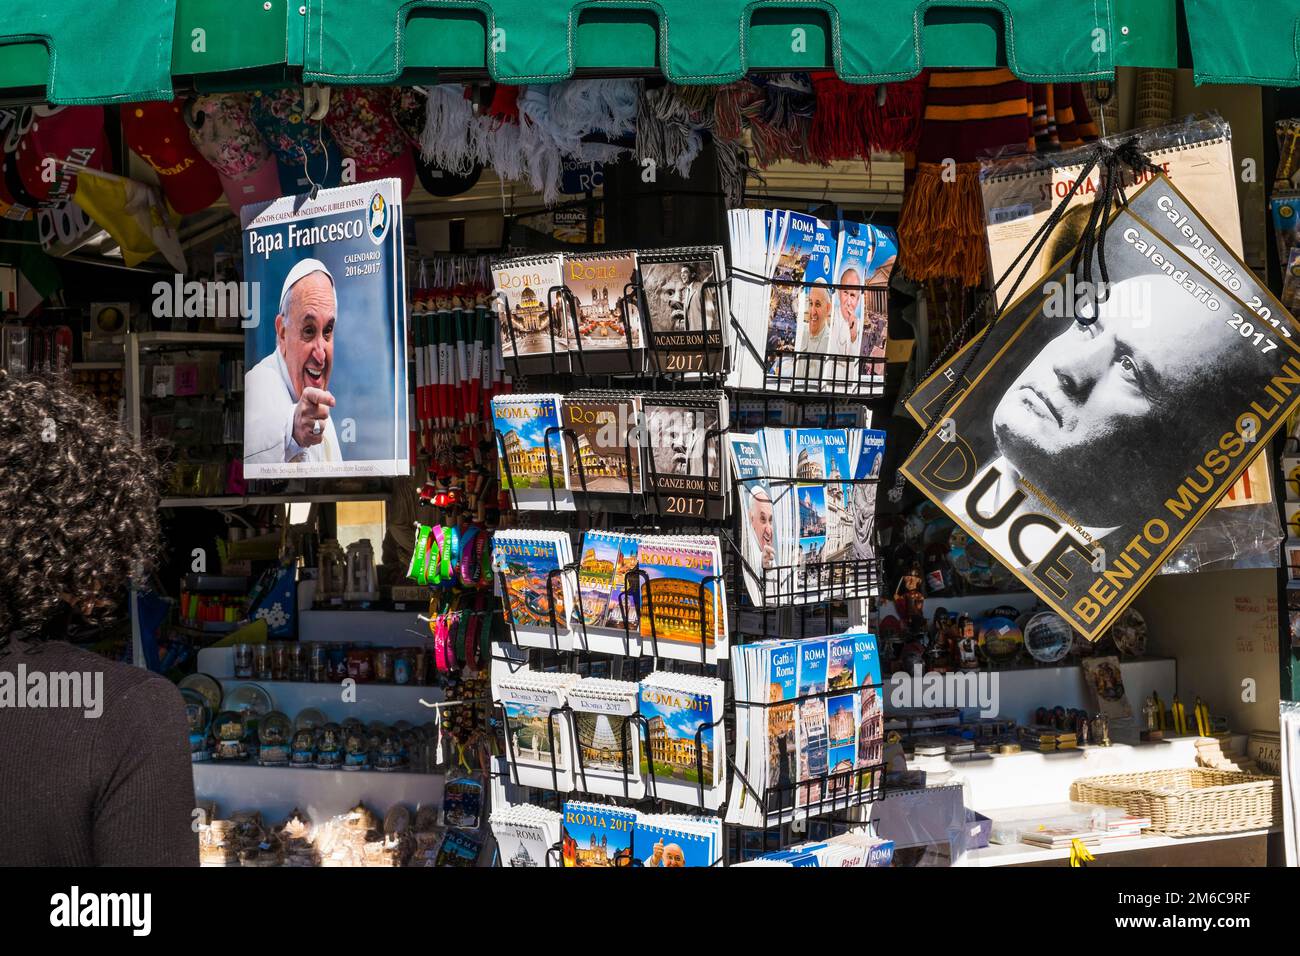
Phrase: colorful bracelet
[
  {"left": 458, "top": 526, "right": 479, "bottom": 584},
  {"left": 408, "top": 524, "right": 431, "bottom": 584},
  {"left": 434, "top": 614, "right": 451, "bottom": 672},
  {"left": 430, "top": 525, "right": 447, "bottom": 585}
]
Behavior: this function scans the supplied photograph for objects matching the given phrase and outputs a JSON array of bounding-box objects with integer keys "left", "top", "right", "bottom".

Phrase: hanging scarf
[
  {"left": 419, "top": 84, "right": 484, "bottom": 175},
  {"left": 808, "top": 72, "right": 868, "bottom": 164},
  {"left": 861, "top": 74, "right": 927, "bottom": 154}
]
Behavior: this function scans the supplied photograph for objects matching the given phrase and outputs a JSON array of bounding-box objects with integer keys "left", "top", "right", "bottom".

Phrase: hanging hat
[
  {"left": 13, "top": 106, "right": 112, "bottom": 208},
  {"left": 414, "top": 154, "right": 482, "bottom": 197},
  {"left": 121, "top": 99, "right": 223, "bottom": 215},
  {"left": 248, "top": 88, "right": 343, "bottom": 197},
  {"left": 186, "top": 93, "right": 282, "bottom": 215},
  {"left": 323, "top": 86, "right": 417, "bottom": 199},
  {"left": 325, "top": 87, "right": 406, "bottom": 173}
]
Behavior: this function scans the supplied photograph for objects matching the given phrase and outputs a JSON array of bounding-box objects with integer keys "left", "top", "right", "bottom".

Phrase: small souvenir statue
[
  {"left": 932, "top": 608, "right": 957, "bottom": 658},
  {"left": 955, "top": 614, "right": 979, "bottom": 669},
  {"left": 893, "top": 563, "right": 926, "bottom": 622},
  {"left": 923, "top": 543, "right": 953, "bottom": 597},
  {"left": 1091, "top": 713, "right": 1111, "bottom": 747}
]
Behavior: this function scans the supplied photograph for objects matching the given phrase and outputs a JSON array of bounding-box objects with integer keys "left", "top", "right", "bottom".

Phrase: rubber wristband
[
  {"left": 481, "top": 531, "right": 494, "bottom": 585},
  {"left": 409, "top": 525, "right": 431, "bottom": 584},
  {"left": 442, "top": 525, "right": 457, "bottom": 582},
  {"left": 425, "top": 528, "right": 439, "bottom": 585},
  {"left": 435, "top": 615, "right": 450, "bottom": 672},
  {"left": 458, "top": 527, "right": 479, "bottom": 584},
  {"left": 430, "top": 526, "right": 446, "bottom": 584}
]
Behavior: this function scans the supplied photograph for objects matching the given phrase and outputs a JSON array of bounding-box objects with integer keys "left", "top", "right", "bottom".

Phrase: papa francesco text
[{"left": 246, "top": 218, "right": 367, "bottom": 260}]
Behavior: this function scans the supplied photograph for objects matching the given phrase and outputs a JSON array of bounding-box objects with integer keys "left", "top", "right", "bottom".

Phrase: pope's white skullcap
[{"left": 278, "top": 258, "right": 336, "bottom": 316}]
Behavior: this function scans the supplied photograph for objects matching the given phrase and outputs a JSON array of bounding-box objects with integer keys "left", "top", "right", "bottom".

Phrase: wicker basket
[{"left": 1071, "top": 768, "right": 1279, "bottom": 837}]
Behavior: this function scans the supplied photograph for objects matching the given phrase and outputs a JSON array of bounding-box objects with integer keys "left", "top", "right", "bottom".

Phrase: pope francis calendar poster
[{"left": 240, "top": 179, "right": 409, "bottom": 478}]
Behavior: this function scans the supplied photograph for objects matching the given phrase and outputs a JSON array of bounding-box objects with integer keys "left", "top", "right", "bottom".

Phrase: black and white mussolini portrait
[{"left": 902, "top": 181, "right": 1300, "bottom": 638}]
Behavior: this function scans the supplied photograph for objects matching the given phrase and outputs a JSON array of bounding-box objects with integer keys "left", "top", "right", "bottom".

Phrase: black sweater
[{"left": 0, "top": 637, "right": 200, "bottom": 866}]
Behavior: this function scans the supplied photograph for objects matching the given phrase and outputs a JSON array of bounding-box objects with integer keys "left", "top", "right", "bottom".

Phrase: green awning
[
  {"left": 1184, "top": 0, "right": 1300, "bottom": 86},
  {"left": 302, "top": 0, "right": 1116, "bottom": 86},
  {"left": 3, "top": 0, "right": 175, "bottom": 102},
  {"left": 1, "top": 0, "right": 1183, "bottom": 104}
]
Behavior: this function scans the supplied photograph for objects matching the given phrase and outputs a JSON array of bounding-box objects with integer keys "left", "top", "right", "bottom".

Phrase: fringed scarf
[
  {"left": 418, "top": 80, "right": 638, "bottom": 205},
  {"left": 899, "top": 68, "right": 1097, "bottom": 287}
]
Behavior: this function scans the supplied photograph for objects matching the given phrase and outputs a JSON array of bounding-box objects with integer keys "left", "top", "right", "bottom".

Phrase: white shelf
[
  {"left": 298, "top": 608, "right": 427, "bottom": 646},
  {"left": 193, "top": 761, "right": 443, "bottom": 820},
  {"left": 884, "top": 656, "right": 1177, "bottom": 727},
  {"left": 955, "top": 827, "right": 1278, "bottom": 868},
  {"left": 194, "top": 649, "right": 442, "bottom": 723},
  {"left": 136, "top": 331, "right": 244, "bottom": 348}
]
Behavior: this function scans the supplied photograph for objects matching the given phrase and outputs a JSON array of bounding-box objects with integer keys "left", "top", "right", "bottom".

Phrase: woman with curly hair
[{"left": 0, "top": 370, "right": 198, "bottom": 865}]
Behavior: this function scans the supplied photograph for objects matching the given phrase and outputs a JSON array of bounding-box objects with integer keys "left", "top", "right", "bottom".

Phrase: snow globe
[
  {"left": 182, "top": 689, "right": 213, "bottom": 762},
  {"left": 374, "top": 728, "right": 405, "bottom": 772},
  {"left": 290, "top": 725, "right": 317, "bottom": 767},
  {"left": 315, "top": 722, "right": 344, "bottom": 768},
  {"left": 257, "top": 710, "right": 293, "bottom": 766},
  {"left": 343, "top": 724, "right": 371, "bottom": 770},
  {"left": 212, "top": 710, "right": 247, "bottom": 760}
]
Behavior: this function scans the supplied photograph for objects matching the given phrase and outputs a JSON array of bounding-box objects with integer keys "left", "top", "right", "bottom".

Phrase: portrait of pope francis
[{"left": 244, "top": 258, "right": 342, "bottom": 465}]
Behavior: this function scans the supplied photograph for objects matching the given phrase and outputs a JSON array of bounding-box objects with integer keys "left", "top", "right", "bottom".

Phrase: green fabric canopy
[
  {"left": 1184, "top": 0, "right": 1300, "bottom": 86},
  {"left": 3, "top": 0, "right": 176, "bottom": 102},
  {"left": 302, "top": 0, "right": 1114, "bottom": 86},
  {"left": 0, "top": 0, "right": 1187, "bottom": 104}
]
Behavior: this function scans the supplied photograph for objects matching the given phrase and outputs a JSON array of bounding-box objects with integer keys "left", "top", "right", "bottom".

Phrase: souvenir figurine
[
  {"left": 932, "top": 608, "right": 957, "bottom": 658},
  {"left": 923, "top": 543, "right": 953, "bottom": 597},
  {"left": 893, "top": 563, "right": 926, "bottom": 622},
  {"left": 955, "top": 614, "right": 979, "bottom": 669}
]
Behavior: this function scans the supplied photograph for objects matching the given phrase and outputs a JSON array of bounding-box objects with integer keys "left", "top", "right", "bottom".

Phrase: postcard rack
[
  {"left": 494, "top": 563, "right": 724, "bottom": 668},
  {"left": 487, "top": 257, "right": 896, "bottom": 861},
  {"left": 492, "top": 423, "right": 730, "bottom": 524},
  {"left": 490, "top": 286, "right": 642, "bottom": 379},
  {"left": 495, "top": 700, "right": 722, "bottom": 814},
  {"left": 729, "top": 677, "right": 888, "bottom": 830},
  {"left": 726, "top": 268, "right": 889, "bottom": 398}
]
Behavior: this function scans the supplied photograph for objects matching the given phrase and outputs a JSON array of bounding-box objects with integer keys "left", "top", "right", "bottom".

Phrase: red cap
[
  {"left": 14, "top": 106, "right": 111, "bottom": 206},
  {"left": 122, "top": 98, "right": 222, "bottom": 215}
]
